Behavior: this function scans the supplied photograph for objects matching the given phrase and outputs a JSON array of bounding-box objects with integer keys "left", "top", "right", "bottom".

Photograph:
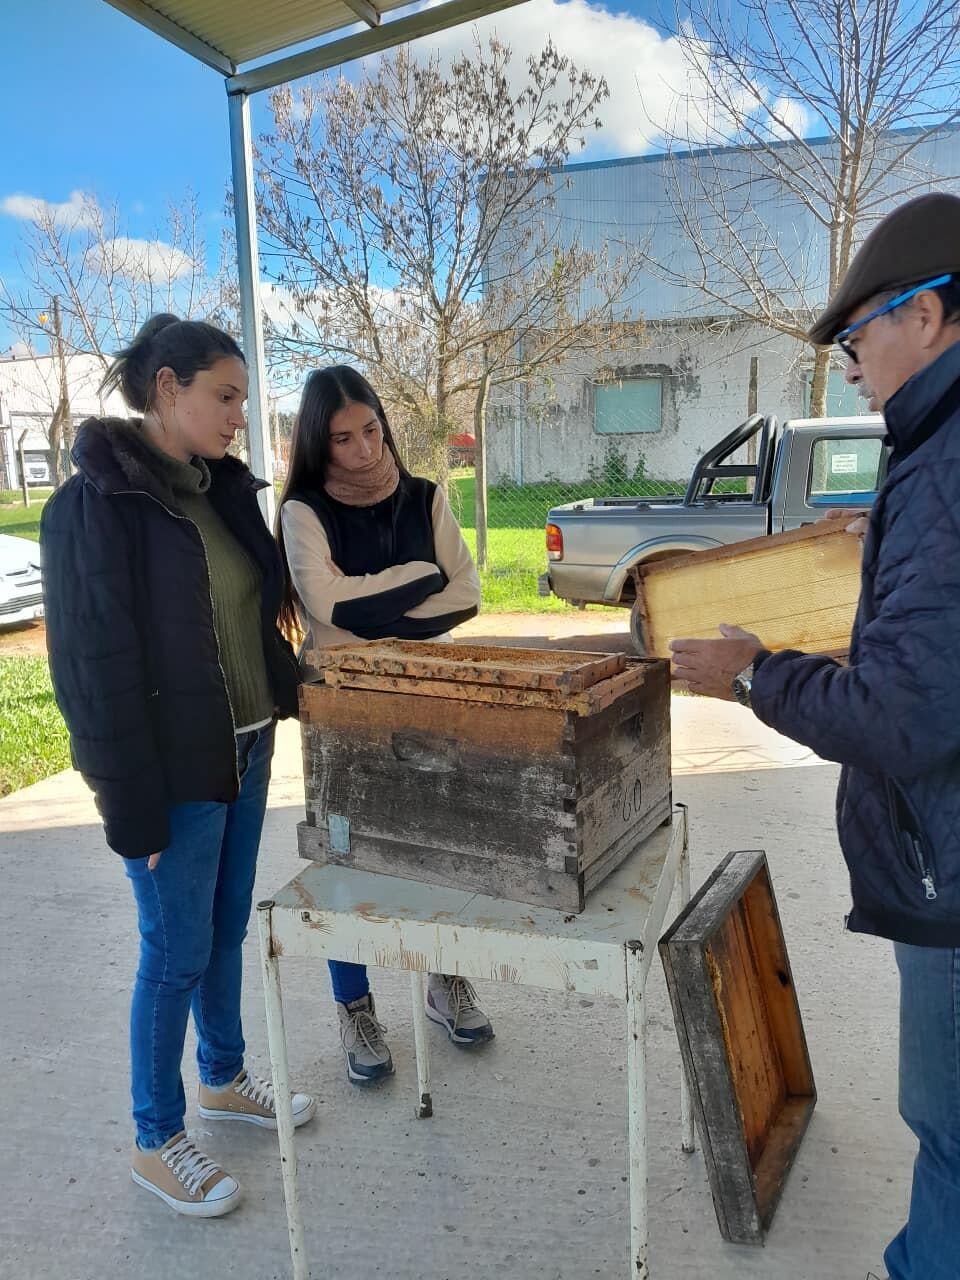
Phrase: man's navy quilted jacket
[{"left": 752, "top": 341, "right": 960, "bottom": 947}]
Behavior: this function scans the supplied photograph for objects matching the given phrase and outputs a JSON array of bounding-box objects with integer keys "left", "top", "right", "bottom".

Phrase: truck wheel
[{"left": 629, "top": 598, "right": 647, "bottom": 655}]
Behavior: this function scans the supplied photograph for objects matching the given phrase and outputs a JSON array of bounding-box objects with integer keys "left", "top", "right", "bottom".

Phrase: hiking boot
[
  {"left": 198, "top": 1069, "right": 316, "bottom": 1129},
  {"left": 131, "top": 1132, "right": 241, "bottom": 1217},
  {"left": 425, "top": 974, "right": 495, "bottom": 1046},
  {"left": 337, "top": 994, "right": 395, "bottom": 1085}
]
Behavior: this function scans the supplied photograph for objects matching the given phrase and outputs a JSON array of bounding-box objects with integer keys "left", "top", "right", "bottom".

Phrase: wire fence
[
  {"left": 266, "top": 402, "right": 734, "bottom": 613},
  {"left": 446, "top": 459, "right": 693, "bottom": 613}
]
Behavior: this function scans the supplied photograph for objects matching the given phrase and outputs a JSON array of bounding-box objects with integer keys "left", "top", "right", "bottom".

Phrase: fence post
[
  {"left": 17, "top": 429, "right": 30, "bottom": 507},
  {"left": 474, "top": 369, "right": 491, "bottom": 571}
]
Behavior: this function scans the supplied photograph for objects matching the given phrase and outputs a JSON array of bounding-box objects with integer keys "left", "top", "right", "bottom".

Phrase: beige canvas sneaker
[
  {"left": 198, "top": 1068, "right": 316, "bottom": 1129},
  {"left": 131, "top": 1132, "right": 241, "bottom": 1217}
]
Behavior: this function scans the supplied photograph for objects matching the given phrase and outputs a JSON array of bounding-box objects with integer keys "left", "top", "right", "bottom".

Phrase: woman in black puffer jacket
[{"left": 41, "top": 315, "right": 313, "bottom": 1218}]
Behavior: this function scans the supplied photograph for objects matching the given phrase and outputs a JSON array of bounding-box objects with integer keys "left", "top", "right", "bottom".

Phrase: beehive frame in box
[{"left": 298, "top": 643, "right": 673, "bottom": 912}]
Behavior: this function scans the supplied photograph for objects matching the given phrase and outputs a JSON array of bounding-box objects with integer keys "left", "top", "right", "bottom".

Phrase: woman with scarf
[{"left": 276, "top": 365, "right": 494, "bottom": 1085}]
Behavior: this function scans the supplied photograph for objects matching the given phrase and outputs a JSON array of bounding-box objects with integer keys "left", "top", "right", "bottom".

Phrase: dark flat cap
[{"left": 809, "top": 191, "right": 960, "bottom": 345}]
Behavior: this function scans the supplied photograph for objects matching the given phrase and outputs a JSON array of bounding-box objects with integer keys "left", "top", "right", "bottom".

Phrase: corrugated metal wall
[{"left": 488, "top": 125, "right": 960, "bottom": 321}]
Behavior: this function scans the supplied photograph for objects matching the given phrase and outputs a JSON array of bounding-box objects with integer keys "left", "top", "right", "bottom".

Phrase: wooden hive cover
[
  {"left": 309, "top": 641, "right": 648, "bottom": 714},
  {"left": 635, "top": 522, "right": 862, "bottom": 657},
  {"left": 659, "top": 849, "right": 816, "bottom": 1245}
]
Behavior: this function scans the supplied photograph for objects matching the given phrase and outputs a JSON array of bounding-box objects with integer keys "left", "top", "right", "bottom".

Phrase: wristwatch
[{"left": 731, "top": 662, "right": 754, "bottom": 707}]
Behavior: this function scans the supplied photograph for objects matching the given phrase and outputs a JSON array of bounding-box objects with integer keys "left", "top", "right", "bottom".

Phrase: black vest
[{"left": 286, "top": 475, "right": 439, "bottom": 576}]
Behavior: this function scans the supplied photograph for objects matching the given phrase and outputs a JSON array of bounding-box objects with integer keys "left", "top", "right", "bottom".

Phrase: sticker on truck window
[{"left": 830, "top": 454, "right": 859, "bottom": 474}]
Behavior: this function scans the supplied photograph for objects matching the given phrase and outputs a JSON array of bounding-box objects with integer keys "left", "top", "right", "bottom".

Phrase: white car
[{"left": 0, "top": 534, "right": 44, "bottom": 626}]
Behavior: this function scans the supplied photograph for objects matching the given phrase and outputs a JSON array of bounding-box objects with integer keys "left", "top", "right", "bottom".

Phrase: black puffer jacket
[
  {"left": 41, "top": 418, "right": 300, "bottom": 858},
  {"left": 752, "top": 341, "right": 960, "bottom": 947}
]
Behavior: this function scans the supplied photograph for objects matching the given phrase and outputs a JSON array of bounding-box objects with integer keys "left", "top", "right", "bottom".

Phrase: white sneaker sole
[
  {"left": 198, "top": 1097, "right": 317, "bottom": 1129},
  {"left": 345, "top": 1059, "right": 395, "bottom": 1085},
  {"left": 424, "top": 1002, "right": 494, "bottom": 1046},
  {"left": 131, "top": 1168, "right": 242, "bottom": 1218}
]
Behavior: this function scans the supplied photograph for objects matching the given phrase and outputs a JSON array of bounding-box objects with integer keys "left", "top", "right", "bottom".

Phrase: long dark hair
[
  {"left": 101, "top": 313, "right": 245, "bottom": 412},
  {"left": 275, "top": 365, "right": 408, "bottom": 637}
]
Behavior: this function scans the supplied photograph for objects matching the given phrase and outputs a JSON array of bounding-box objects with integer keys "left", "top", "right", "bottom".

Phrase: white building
[
  {"left": 0, "top": 351, "right": 126, "bottom": 488},
  {"left": 486, "top": 127, "right": 960, "bottom": 486}
]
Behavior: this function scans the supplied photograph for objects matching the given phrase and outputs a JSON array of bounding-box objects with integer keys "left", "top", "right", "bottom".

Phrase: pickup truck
[{"left": 540, "top": 413, "right": 885, "bottom": 651}]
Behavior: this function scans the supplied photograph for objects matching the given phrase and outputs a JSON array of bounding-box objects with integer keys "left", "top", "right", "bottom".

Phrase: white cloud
[
  {"left": 768, "top": 95, "right": 812, "bottom": 141},
  {"left": 270, "top": 384, "right": 305, "bottom": 413},
  {"left": 96, "top": 237, "right": 195, "bottom": 283},
  {"left": 400, "top": 0, "right": 807, "bottom": 156},
  {"left": 0, "top": 189, "right": 98, "bottom": 228},
  {"left": 0, "top": 196, "right": 197, "bottom": 285},
  {"left": 260, "top": 281, "right": 306, "bottom": 329}
]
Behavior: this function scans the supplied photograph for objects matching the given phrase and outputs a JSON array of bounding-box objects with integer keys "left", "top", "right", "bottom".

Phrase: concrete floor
[{"left": 0, "top": 616, "right": 908, "bottom": 1280}]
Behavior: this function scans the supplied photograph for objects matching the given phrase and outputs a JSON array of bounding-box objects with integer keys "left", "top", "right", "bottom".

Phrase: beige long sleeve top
[{"left": 281, "top": 483, "right": 480, "bottom": 671}]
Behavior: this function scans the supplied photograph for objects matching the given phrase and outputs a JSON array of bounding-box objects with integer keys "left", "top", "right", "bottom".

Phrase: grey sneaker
[
  {"left": 337, "top": 994, "right": 395, "bottom": 1085},
  {"left": 425, "top": 974, "right": 495, "bottom": 1046}
]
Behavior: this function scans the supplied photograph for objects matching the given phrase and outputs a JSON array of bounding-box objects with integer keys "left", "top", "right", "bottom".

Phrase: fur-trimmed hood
[{"left": 71, "top": 416, "right": 266, "bottom": 511}]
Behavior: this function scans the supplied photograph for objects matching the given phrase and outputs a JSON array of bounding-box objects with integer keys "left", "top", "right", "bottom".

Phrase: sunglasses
[{"left": 835, "top": 274, "right": 953, "bottom": 361}]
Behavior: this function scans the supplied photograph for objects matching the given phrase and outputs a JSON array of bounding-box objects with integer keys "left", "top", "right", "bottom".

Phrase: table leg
[
  {"left": 677, "top": 828, "right": 696, "bottom": 1156},
  {"left": 409, "top": 971, "right": 433, "bottom": 1118},
  {"left": 257, "top": 902, "right": 309, "bottom": 1280},
  {"left": 625, "top": 940, "right": 649, "bottom": 1279}
]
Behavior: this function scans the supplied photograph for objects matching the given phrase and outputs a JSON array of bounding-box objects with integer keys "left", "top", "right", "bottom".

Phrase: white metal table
[{"left": 257, "top": 805, "right": 694, "bottom": 1279}]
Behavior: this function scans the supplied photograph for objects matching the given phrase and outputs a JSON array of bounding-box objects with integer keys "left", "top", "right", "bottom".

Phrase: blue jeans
[
  {"left": 884, "top": 943, "right": 960, "bottom": 1280},
  {"left": 122, "top": 725, "right": 275, "bottom": 1151},
  {"left": 328, "top": 960, "right": 371, "bottom": 1005}
]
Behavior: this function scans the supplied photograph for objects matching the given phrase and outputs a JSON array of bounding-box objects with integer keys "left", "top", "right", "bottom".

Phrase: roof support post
[{"left": 227, "top": 89, "right": 274, "bottom": 523}]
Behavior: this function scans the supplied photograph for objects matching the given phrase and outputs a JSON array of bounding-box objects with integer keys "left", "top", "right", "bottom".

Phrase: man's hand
[
  {"left": 669, "top": 624, "right": 763, "bottom": 700},
  {"left": 147, "top": 852, "right": 162, "bottom": 871},
  {"left": 819, "top": 507, "right": 870, "bottom": 537}
]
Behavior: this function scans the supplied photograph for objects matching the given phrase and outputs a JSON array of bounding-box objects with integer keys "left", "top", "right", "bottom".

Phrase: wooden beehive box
[
  {"left": 298, "top": 642, "right": 672, "bottom": 912},
  {"left": 633, "top": 522, "right": 862, "bottom": 656},
  {"left": 659, "top": 849, "right": 816, "bottom": 1244}
]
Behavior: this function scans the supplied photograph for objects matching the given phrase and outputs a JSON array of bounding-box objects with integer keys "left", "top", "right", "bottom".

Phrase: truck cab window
[{"left": 807, "top": 437, "right": 884, "bottom": 505}]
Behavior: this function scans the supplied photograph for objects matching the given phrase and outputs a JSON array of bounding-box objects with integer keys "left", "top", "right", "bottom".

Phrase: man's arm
[{"left": 671, "top": 464, "right": 960, "bottom": 778}]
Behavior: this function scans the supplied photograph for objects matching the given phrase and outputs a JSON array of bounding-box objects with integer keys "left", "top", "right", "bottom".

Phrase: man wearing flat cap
[{"left": 670, "top": 191, "right": 960, "bottom": 1280}]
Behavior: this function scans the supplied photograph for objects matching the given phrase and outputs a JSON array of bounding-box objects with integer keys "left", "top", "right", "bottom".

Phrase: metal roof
[{"left": 104, "top": 0, "right": 528, "bottom": 86}]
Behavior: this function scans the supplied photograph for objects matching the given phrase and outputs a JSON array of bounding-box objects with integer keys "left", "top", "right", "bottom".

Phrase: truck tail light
[{"left": 545, "top": 523, "right": 564, "bottom": 560}]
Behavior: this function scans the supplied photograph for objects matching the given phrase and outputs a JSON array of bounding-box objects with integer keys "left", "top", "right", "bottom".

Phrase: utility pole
[
  {"left": 746, "top": 356, "right": 759, "bottom": 493},
  {"left": 17, "top": 429, "right": 30, "bottom": 507},
  {"left": 271, "top": 396, "right": 282, "bottom": 478},
  {"left": 41, "top": 297, "right": 72, "bottom": 484},
  {"left": 53, "top": 297, "right": 72, "bottom": 477}
]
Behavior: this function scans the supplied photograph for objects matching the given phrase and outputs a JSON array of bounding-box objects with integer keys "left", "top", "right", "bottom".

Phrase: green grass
[
  {"left": 448, "top": 469, "right": 689, "bottom": 612},
  {"left": 0, "top": 656, "right": 70, "bottom": 796},
  {"left": 448, "top": 471, "right": 556, "bottom": 611},
  {"left": 1, "top": 488, "right": 53, "bottom": 504},
  {"left": 0, "top": 496, "right": 45, "bottom": 541}
]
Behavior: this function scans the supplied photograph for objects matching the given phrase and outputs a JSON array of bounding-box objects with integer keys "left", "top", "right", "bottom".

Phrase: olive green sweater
[{"left": 139, "top": 433, "right": 274, "bottom": 731}]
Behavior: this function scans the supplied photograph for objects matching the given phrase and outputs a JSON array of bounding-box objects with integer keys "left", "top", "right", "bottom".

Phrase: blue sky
[
  {"left": 3, "top": 0, "right": 241, "bottom": 317},
  {"left": 2, "top": 0, "right": 772, "bottom": 357}
]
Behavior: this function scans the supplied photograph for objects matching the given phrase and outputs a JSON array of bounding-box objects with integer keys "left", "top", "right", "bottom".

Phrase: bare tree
[
  {"left": 644, "top": 0, "right": 960, "bottom": 414},
  {"left": 256, "top": 38, "right": 643, "bottom": 566},
  {"left": 1, "top": 194, "right": 233, "bottom": 481}
]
